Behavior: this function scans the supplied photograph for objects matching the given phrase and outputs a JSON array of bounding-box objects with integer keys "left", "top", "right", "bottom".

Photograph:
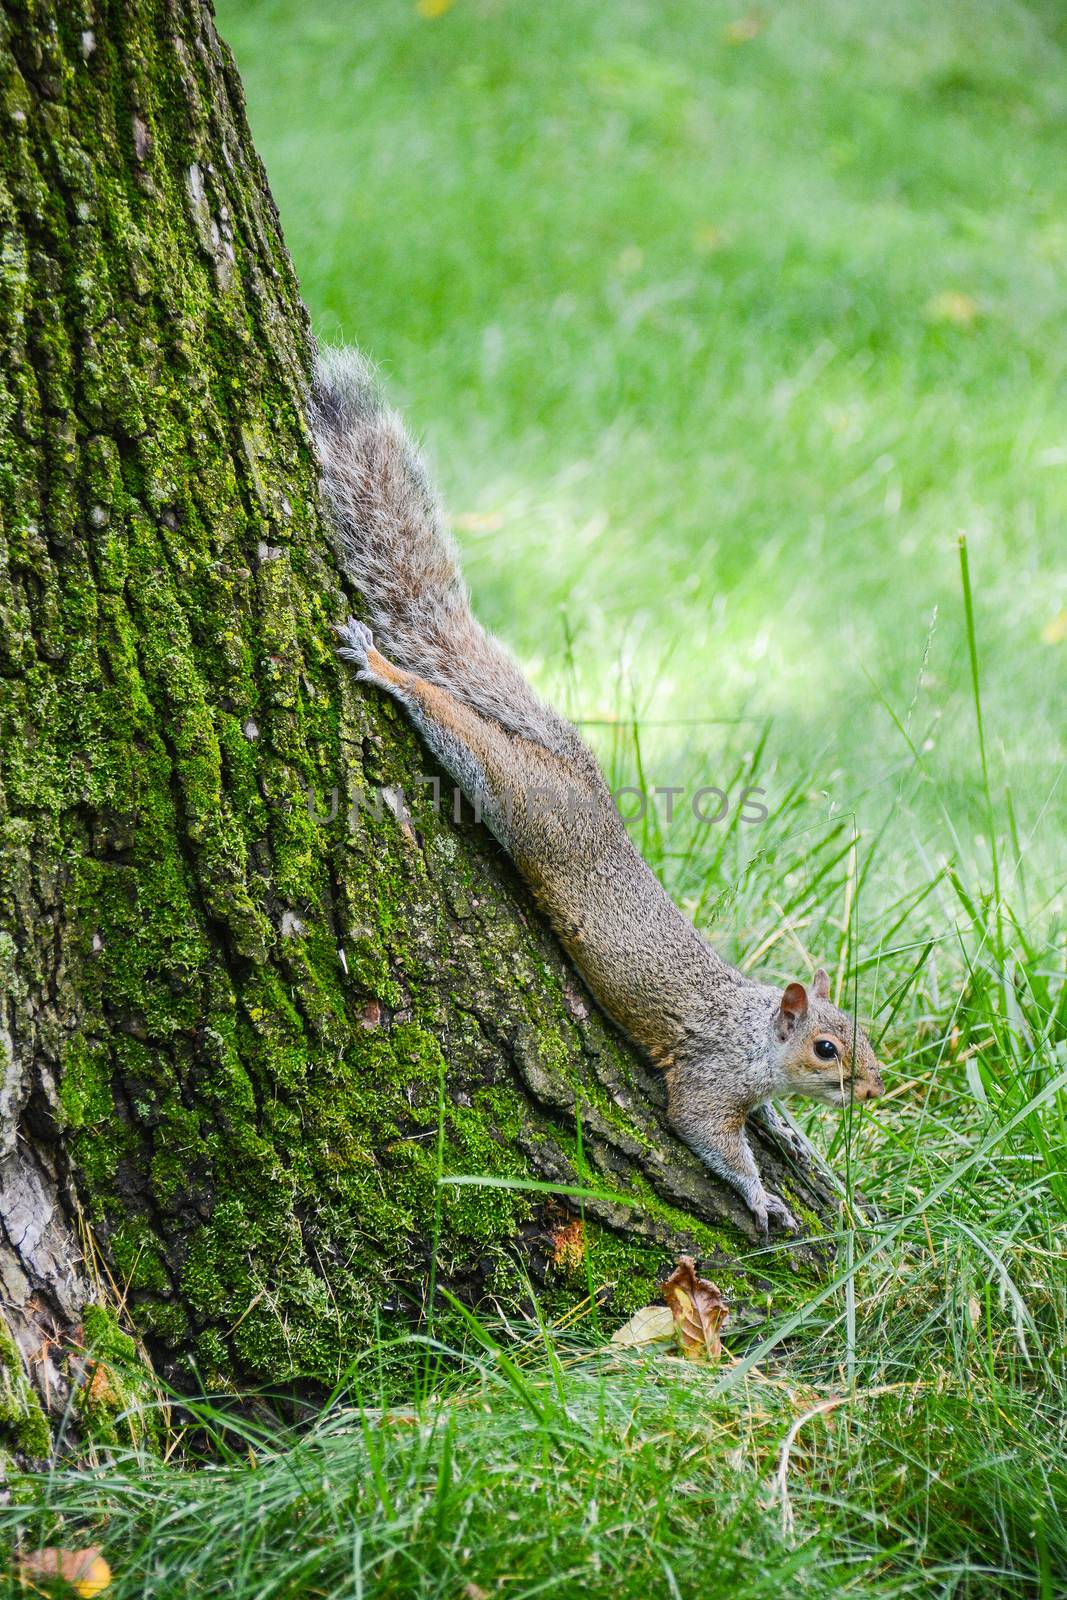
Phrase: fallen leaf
[
  {"left": 724, "top": 15, "right": 764, "bottom": 44},
  {"left": 1040, "top": 608, "right": 1066, "bottom": 645},
  {"left": 610, "top": 1304, "right": 675, "bottom": 1347},
  {"left": 925, "top": 290, "right": 979, "bottom": 325},
  {"left": 693, "top": 223, "right": 727, "bottom": 254},
  {"left": 416, "top": 0, "right": 454, "bottom": 16},
  {"left": 18, "top": 1548, "right": 112, "bottom": 1597},
  {"left": 661, "top": 1256, "right": 728, "bottom": 1361}
]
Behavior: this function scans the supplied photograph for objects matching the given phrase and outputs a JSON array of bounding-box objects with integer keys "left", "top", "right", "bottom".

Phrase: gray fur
[
  {"left": 312, "top": 348, "right": 575, "bottom": 752},
  {"left": 316, "top": 349, "right": 884, "bottom": 1239}
]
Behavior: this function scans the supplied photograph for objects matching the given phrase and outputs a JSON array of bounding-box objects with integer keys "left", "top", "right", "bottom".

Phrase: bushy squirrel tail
[{"left": 310, "top": 346, "right": 569, "bottom": 750}]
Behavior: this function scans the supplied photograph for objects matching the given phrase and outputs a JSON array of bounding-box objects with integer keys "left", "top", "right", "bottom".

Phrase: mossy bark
[{"left": 0, "top": 0, "right": 835, "bottom": 1454}]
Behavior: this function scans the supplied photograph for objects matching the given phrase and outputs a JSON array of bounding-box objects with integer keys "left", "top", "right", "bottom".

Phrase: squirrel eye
[{"left": 814, "top": 1038, "right": 839, "bottom": 1062}]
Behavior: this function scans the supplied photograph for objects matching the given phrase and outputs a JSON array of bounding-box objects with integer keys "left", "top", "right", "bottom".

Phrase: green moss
[
  {"left": 81, "top": 1304, "right": 138, "bottom": 1366},
  {"left": 0, "top": 1316, "right": 51, "bottom": 1460},
  {"left": 58, "top": 1036, "right": 112, "bottom": 1129},
  {"left": 105, "top": 1217, "right": 173, "bottom": 1299},
  {"left": 572, "top": 1226, "right": 668, "bottom": 1321},
  {"left": 78, "top": 1304, "right": 162, "bottom": 1452}
]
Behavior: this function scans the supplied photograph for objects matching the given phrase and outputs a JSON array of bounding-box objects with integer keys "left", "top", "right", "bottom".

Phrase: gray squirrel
[{"left": 310, "top": 347, "right": 884, "bottom": 1238}]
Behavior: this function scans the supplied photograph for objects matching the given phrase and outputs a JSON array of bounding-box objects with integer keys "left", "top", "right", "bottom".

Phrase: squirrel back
[
  {"left": 313, "top": 344, "right": 885, "bottom": 1240},
  {"left": 310, "top": 348, "right": 574, "bottom": 755}
]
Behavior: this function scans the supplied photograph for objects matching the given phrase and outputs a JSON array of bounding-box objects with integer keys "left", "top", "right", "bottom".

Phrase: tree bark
[{"left": 0, "top": 0, "right": 834, "bottom": 1455}]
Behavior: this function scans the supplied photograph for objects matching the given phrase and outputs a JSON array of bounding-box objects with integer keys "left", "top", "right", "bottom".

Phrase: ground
[{"left": 1, "top": 1, "right": 1064, "bottom": 1595}]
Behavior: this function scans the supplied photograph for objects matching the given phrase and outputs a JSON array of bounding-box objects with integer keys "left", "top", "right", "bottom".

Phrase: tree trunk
[{"left": 0, "top": 0, "right": 833, "bottom": 1456}]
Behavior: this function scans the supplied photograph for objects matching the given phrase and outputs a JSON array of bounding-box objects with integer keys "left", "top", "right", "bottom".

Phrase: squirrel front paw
[
  {"left": 750, "top": 1189, "right": 799, "bottom": 1240},
  {"left": 763, "top": 1191, "right": 799, "bottom": 1236},
  {"left": 335, "top": 616, "right": 374, "bottom": 672},
  {"left": 750, "top": 1103, "right": 817, "bottom": 1169}
]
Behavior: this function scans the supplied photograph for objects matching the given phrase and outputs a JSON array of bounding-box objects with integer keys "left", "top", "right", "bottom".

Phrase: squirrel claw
[
  {"left": 764, "top": 1192, "right": 799, "bottom": 1235},
  {"left": 752, "top": 1191, "right": 799, "bottom": 1240},
  {"left": 335, "top": 616, "right": 374, "bottom": 669}
]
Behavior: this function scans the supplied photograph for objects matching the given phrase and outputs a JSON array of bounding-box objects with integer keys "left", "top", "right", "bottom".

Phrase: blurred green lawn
[{"left": 219, "top": 0, "right": 1066, "bottom": 908}]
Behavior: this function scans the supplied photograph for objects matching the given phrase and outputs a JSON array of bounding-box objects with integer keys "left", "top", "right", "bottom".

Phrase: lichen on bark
[{"left": 0, "top": 0, "right": 835, "bottom": 1455}]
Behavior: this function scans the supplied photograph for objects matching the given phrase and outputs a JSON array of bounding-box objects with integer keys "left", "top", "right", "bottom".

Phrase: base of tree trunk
[{"left": 0, "top": 0, "right": 837, "bottom": 1461}]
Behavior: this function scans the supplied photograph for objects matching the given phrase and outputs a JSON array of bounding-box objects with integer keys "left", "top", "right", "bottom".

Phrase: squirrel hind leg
[
  {"left": 424, "top": 634, "right": 580, "bottom": 756},
  {"left": 312, "top": 350, "right": 580, "bottom": 760},
  {"left": 334, "top": 616, "right": 374, "bottom": 668},
  {"left": 335, "top": 618, "right": 410, "bottom": 696}
]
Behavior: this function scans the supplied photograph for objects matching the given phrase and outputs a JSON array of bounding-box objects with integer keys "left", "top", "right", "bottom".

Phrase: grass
[
  {"left": 3, "top": 1, "right": 1065, "bottom": 1595},
  {"left": 215, "top": 0, "right": 1066, "bottom": 888}
]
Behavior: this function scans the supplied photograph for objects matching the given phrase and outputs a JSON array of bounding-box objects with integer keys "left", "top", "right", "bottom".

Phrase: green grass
[
  {"left": 3, "top": 1, "right": 1065, "bottom": 1595},
  {"left": 216, "top": 0, "right": 1067, "bottom": 889}
]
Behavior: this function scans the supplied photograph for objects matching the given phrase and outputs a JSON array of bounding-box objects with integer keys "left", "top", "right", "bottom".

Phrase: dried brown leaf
[{"left": 661, "top": 1256, "right": 728, "bottom": 1361}]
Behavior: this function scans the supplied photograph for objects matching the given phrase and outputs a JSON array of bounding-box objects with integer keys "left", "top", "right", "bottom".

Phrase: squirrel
[{"left": 310, "top": 347, "right": 884, "bottom": 1238}]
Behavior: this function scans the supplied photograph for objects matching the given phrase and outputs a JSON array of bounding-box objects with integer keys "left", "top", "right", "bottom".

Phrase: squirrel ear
[
  {"left": 812, "top": 968, "right": 830, "bottom": 1000},
  {"left": 777, "top": 981, "right": 808, "bottom": 1040}
]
